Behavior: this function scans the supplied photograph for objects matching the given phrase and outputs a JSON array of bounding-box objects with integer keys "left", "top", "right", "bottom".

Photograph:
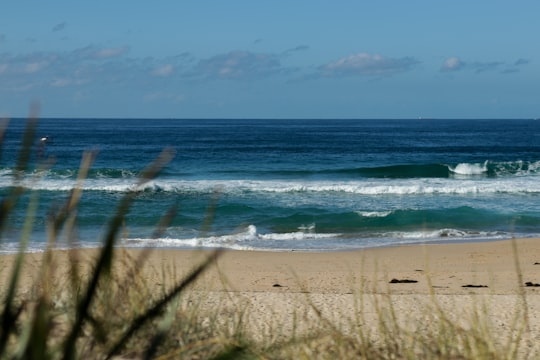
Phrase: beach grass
[{"left": 0, "top": 114, "right": 537, "bottom": 359}]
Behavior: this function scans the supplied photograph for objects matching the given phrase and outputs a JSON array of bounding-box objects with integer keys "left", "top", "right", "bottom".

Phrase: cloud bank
[
  {"left": 194, "top": 51, "right": 283, "bottom": 80},
  {"left": 319, "top": 53, "right": 419, "bottom": 77},
  {"left": 441, "top": 56, "right": 529, "bottom": 74},
  {"left": 0, "top": 43, "right": 529, "bottom": 112}
]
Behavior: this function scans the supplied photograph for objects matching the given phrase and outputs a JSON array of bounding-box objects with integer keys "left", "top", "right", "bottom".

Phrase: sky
[{"left": 1, "top": 1, "right": 539, "bottom": 119}]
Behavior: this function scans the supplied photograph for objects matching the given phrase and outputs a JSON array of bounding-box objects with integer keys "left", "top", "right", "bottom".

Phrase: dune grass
[
  {"left": 0, "top": 114, "right": 246, "bottom": 359},
  {"left": 0, "top": 113, "right": 535, "bottom": 359}
]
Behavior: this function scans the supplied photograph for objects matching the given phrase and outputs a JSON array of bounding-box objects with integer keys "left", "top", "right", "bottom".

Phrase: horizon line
[{"left": 5, "top": 116, "right": 540, "bottom": 121}]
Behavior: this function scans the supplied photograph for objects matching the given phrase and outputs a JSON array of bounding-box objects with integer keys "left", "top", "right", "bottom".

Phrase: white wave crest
[
  {"left": 0, "top": 169, "right": 13, "bottom": 177},
  {"left": 382, "top": 228, "right": 505, "bottom": 240},
  {"left": 356, "top": 211, "right": 393, "bottom": 218},
  {"left": 123, "top": 224, "right": 342, "bottom": 250},
  {"left": 449, "top": 161, "right": 488, "bottom": 175},
  {"left": 258, "top": 232, "right": 339, "bottom": 241},
  {"left": 4, "top": 176, "right": 540, "bottom": 196},
  {"left": 495, "top": 160, "right": 540, "bottom": 177}
]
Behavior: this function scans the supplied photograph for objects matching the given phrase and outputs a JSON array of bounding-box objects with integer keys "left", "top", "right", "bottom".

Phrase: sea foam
[
  {"left": 5, "top": 176, "right": 540, "bottom": 195},
  {"left": 449, "top": 161, "right": 488, "bottom": 175}
]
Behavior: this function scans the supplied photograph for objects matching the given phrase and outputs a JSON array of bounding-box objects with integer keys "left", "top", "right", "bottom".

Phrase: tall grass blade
[
  {"left": 142, "top": 296, "right": 179, "bottom": 360},
  {"left": 128, "top": 202, "right": 179, "bottom": 290},
  {"left": 14, "top": 102, "right": 39, "bottom": 181},
  {"left": 0, "top": 176, "right": 41, "bottom": 356},
  {"left": 54, "top": 151, "right": 98, "bottom": 314},
  {"left": 105, "top": 249, "right": 222, "bottom": 359},
  {"left": 0, "top": 105, "right": 39, "bottom": 235},
  {"left": 0, "top": 108, "right": 41, "bottom": 356},
  {"left": 47, "top": 150, "right": 96, "bottom": 243},
  {"left": 199, "top": 189, "right": 221, "bottom": 238},
  {"left": 207, "top": 344, "right": 249, "bottom": 360},
  {"left": 0, "top": 118, "right": 8, "bottom": 163},
  {"left": 15, "top": 298, "right": 52, "bottom": 360},
  {"left": 152, "top": 202, "right": 179, "bottom": 240},
  {"left": 61, "top": 148, "right": 175, "bottom": 360}
]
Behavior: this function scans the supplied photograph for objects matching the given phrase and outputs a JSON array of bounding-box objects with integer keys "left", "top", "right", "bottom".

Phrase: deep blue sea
[{"left": 2, "top": 118, "right": 540, "bottom": 253}]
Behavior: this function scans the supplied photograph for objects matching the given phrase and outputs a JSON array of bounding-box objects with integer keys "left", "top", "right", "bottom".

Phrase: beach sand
[{"left": 2, "top": 238, "right": 540, "bottom": 356}]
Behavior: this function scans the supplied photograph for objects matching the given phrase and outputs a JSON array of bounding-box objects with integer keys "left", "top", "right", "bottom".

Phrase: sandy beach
[{"left": 2, "top": 238, "right": 540, "bottom": 357}]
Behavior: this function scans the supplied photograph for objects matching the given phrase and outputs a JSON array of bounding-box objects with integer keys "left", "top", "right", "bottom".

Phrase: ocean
[{"left": 2, "top": 118, "right": 540, "bottom": 253}]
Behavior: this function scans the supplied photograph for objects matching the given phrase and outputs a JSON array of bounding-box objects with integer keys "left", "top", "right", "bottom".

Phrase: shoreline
[
  {"left": 3, "top": 233, "right": 536, "bottom": 254},
  {"left": 2, "top": 237, "right": 540, "bottom": 295}
]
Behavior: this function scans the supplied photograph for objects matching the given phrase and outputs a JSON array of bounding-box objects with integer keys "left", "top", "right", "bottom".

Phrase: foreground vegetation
[{"left": 0, "top": 112, "right": 534, "bottom": 359}]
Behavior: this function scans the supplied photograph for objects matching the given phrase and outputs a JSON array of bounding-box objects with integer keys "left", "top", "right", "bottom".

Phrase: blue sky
[{"left": 1, "top": 1, "right": 539, "bottom": 119}]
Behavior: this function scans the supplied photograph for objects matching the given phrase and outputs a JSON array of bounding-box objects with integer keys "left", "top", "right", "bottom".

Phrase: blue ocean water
[{"left": 2, "top": 118, "right": 540, "bottom": 252}]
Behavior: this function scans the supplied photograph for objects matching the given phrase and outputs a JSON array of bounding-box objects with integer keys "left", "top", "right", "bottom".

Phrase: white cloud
[
  {"left": 440, "top": 57, "right": 465, "bottom": 72},
  {"left": 151, "top": 64, "right": 174, "bottom": 77},
  {"left": 319, "top": 53, "right": 419, "bottom": 77},
  {"left": 441, "top": 56, "right": 519, "bottom": 74},
  {"left": 67, "top": 45, "right": 130, "bottom": 62},
  {"left": 0, "top": 47, "right": 130, "bottom": 94},
  {"left": 24, "top": 61, "right": 49, "bottom": 74},
  {"left": 50, "top": 77, "right": 88, "bottom": 87},
  {"left": 92, "top": 46, "right": 129, "bottom": 59},
  {"left": 195, "top": 51, "right": 282, "bottom": 80}
]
